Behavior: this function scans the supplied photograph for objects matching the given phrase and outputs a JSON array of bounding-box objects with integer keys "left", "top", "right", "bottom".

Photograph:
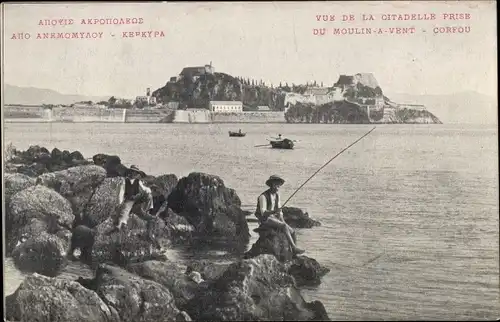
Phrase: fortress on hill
[{"left": 148, "top": 63, "right": 438, "bottom": 124}]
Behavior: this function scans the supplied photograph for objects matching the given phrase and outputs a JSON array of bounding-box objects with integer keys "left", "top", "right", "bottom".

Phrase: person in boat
[
  {"left": 277, "top": 134, "right": 282, "bottom": 140},
  {"left": 255, "top": 175, "right": 305, "bottom": 254},
  {"left": 239, "top": 129, "right": 242, "bottom": 134}
]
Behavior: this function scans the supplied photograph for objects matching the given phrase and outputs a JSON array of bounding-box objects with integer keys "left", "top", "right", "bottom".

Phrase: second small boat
[{"left": 229, "top": 130, "right": 246, "bottom": 137}]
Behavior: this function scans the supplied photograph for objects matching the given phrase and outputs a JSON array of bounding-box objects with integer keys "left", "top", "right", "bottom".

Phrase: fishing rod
[{"left": 280, "top": 126, "right": 376, "bottom": 208}]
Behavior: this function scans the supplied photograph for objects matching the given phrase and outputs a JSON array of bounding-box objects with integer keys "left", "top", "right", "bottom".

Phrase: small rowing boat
[{"left": 229, "top": 130, "right": 246, "bottom": 137}]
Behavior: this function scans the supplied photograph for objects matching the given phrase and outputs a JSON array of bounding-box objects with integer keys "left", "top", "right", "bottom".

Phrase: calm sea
[{"left": 3, "top": 122, "right": 499, "bottom": 320}]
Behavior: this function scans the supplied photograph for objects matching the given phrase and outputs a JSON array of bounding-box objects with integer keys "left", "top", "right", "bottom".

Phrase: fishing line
[
  {"left": 281, "top": 126, "right": 377, "bottom": 208},
  {"left": 331, "top": 253, "right": 384, "bottom": 270}
]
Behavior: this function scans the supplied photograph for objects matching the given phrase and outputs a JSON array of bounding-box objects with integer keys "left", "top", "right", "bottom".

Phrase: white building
[
  {"left": 284, "top": 92, "right": 316, "bottom": 107},
  {"left": 209, "top": 101, "right": 243, "bottom": 113},
  {"left": 135, "top": 95, "right": 156, "bottom": 105},
  {"left": 257, "top": 106, "right": 270, "bottom": 111},
  {"left": 166, "top": 102, "right": 180, "bottom": 110},
  {"left": 302, "top": 87, "right": 338, "bottom": 105},
  {"left": 332, "top": 87, "right": 344, "bottom": 101}
]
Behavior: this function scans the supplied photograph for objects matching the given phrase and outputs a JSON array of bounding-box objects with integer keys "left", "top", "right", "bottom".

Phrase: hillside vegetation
[{"left": 152, "top": 73, "right": 287, "bottom": 110}]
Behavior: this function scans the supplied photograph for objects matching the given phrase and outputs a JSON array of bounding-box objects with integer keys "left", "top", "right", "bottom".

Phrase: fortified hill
[{"left": 152, "top": 65, "right": 441, "bottom": 124}]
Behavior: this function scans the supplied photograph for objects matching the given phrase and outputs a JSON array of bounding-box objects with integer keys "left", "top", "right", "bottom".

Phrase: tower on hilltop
[{"left": 204, "top": 61, "right": 214, "bottom": 74}]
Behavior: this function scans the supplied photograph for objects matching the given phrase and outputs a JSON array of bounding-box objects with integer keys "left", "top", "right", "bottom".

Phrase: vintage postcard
[{"left": 2, "top": 1, "right": 498, "bottom": 321}]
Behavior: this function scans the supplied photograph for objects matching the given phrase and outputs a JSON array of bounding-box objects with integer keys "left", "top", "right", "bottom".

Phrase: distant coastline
[{"left": 5, "top": 67, "right": 446, "bottom": 124}]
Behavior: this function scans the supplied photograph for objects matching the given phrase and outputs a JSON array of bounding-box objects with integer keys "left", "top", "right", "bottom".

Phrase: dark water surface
[{"left": 4, "top": 122, "right": 499, "bottom": 320}]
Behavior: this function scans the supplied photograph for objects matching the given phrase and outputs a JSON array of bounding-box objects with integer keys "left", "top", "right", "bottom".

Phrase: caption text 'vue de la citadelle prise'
[{"left": 313, "top": 12, "right": 472, "bottom": 36}]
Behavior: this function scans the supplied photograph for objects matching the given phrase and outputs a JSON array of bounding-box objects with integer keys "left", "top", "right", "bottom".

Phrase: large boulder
[
  {"left": 81, "top": 177, "right": 124, "bottom": 228},
  {"left": 80, "top": 176, "right": 171, "bottom": 266},
  {"left": 48, "top": 148, "right": 90, "bottom": 172},
  {"left": 7, "top": 184, "right": 74, "bottom": 231},
  {"left": 282, "top": 207, "right": 321, "bottom": 228},
  {"left": 153, "top": 174, "right": 179, "bottom": 198},
  {"left": 17, "top": 162, "right": 50, "bottom": 177},
  {"left": 286, "top": 256, "right": 331, "bottom": 287},
  {"left": 37, "top": 165, "right": 107, "bottom": 222},
  {"left": 167, "top": 172, "right": 250, "bottom": 248},
  {"left": 12, "top": 232, "right": 71, "bottom": 277},
  {"left": 126, "top": 260, "right": 200, "bottom": 309},
  {"left": 5, "top": 173, "right": 37, "bottom": 206},
  {"left": 186, "top": 254, "right": 330, "bottom": 321},
  {"left": 90, "top": 215, "right": 167, "bottom": 267},
  {"left": 7, "top": 185, "right": 74, "bottom": 257},
  {"left": 188, "top": 259, "right": 232, "bottom": 281},
  {"left": 5, "top": 273, "right": 120, "bottom": 322},
  {"left": 92, "top": 153, "right": 128, "bottom": 177},
  {"left": 244, "top": 227, "right": 330, "bottom": 287},
  {"left": 4, "top": 173, "right": 37, "bottom": 233},
  {"left": 6, "top": 217, "right": 48, "bottom": 254},
  {"left": 8, "top": 146, "right": 90, "bottom": 176},
  {"left": 161, "top": 208, "right": 195, "bottom": 244},
  {"left": 10, "top": 145, "right": 50, "bottom": 165},
  {"left": 93, "top": 264, "right": 190, "bottom": 322},
  {"left": 245, "top": 225, "right": 295, "bottom": 262},
  {"left": 50, "top": 147, "right": 87, "bottom": 168}
]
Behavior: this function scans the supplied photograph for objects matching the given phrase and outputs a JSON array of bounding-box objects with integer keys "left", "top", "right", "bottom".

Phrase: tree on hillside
[
  {"left": 108, "top": 96, "right": 117, "bottom": 106},
  {"left": 77, "top": 101, "right": 93, "bottom": 105}
]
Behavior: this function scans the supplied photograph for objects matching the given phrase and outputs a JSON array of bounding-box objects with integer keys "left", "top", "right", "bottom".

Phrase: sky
[{"left": 2, "top": 1, "right": 497, "bottom": 100}]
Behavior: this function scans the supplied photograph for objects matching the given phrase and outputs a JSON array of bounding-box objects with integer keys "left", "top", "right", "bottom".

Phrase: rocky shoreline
[{"left": 4, "top": 144, "right": 331, "bottom": 321}]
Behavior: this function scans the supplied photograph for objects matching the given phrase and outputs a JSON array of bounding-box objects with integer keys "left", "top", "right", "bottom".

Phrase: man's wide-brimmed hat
[
  {"left": 266, "top": 175, "right": 285, "bottom": 187},
  {"left": 128, "top": 165, "right": 146, "bottom": 177}
]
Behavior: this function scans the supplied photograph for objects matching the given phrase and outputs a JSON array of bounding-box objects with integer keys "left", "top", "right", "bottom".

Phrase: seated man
[
  {"left": 255, "top": 175, "right": 305, "bottom": 254},
  {"left": 109, "top": 165, "right": 160, "bottom": 247}
]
